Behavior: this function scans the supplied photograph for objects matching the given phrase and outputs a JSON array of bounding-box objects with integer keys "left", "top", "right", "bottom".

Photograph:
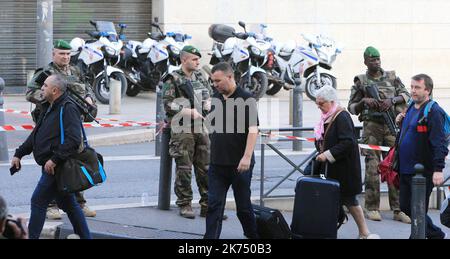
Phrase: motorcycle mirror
[
  {"left": 89, "top": 20, "right": 96, "bottom": 27},
  {"left": 151, "top": 22, "right": 164, "bottom": 34},
  {"left": 238, "top": 21, "right": 246, "bottom": 28}
]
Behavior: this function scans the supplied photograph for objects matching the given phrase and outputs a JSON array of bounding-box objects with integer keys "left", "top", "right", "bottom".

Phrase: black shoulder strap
[{"left": 59, "top": 103, "right": 88, "bottom": 147}]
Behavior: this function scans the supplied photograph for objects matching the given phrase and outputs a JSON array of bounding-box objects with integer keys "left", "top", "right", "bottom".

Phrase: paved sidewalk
[{"left": 53, "top": 204, "right": 449, "bottom": 239}]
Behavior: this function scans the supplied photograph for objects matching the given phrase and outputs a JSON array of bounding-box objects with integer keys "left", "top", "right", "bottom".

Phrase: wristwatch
[{"left": 391, "top": 97, "right": 397, "bottom": 105}]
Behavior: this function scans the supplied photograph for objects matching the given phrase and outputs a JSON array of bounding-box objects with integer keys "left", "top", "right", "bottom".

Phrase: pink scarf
[{"left": 314, "top": 103, "right": 339, "bottom": 140}]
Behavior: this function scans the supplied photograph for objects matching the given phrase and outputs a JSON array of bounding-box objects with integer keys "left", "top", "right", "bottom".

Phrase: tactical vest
[
  {"left": 167, "top": 70, "right": 211, "bottom": 132},
  {"left": 47, "top": 64, "right": 88, "bottom": 97},
  {"left": 355, "top": 70, "right": 405, "bottom": 123},
  {"left": 30, "top": 64, "right": 95, "bottom": 123},
  {"left": 170, "top": 70, "right": 210, "bottom": 108}
]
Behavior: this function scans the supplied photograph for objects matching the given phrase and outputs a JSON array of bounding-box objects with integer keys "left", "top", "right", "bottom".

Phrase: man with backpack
[
  {"left": 396, "top": 73, "right": 448, "bottom": 239},
  {"left": 348, "top": 46, "right": 411, "bottom": 223}
]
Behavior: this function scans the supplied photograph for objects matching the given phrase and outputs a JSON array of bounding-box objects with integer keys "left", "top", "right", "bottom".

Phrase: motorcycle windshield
[{"left": 96, "top": 21, "right": 119, "bottom": 42}]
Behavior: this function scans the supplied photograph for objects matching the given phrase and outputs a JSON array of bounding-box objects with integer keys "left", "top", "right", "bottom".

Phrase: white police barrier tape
[
  {"left": 1, "top": 108, "right": 143, "bottom": 123},
  {"left": 260, "top": 132, "right": 391, "bottom": 152},
  {"left": 0, "top": 107, "right": 425, "bottom": 152},
  {"left": 0, "top": 122, "right": 155, "bottom": 131},
  {"left": 0, "top": 108, "right": 31, "bottom": 116}
]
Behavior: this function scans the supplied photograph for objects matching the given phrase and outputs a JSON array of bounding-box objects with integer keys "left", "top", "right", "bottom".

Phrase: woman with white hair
[{"left": 313, "top": 85, "right": 379, "bottom": 239}]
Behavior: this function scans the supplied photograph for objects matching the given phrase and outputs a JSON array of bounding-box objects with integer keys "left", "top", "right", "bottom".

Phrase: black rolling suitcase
[
  {"left": 253, "top": 204, "right": 291, "bottom": 239},
  {"left": 291, "top": 162, "right": 340, "bottom": 239}
]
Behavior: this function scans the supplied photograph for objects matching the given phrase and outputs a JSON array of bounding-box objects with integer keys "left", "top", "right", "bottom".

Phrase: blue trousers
[
  {"left": 204, "top": 164, "right": 258, "bottom": 239},
  {"left": 399, "top": 173, "right": 445, "bottom": 239},
  {"left": 28, "top": 169, "right": 92, "bottom": 239}
]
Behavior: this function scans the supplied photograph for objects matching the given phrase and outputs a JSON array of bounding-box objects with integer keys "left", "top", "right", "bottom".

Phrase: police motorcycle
[
  {"left": 119, "top": 22, "right": 191, "bottom": 97},
  {"left": 264, "top": 39, "right": 303, "bottom": 96},
  {"left": 248, "top": 23, "right": 298, "bottom": 96},
  {"left": 207, "top": 21, "right": 269, "bottom": 100},
  {"left": 70, "top": 20, "right": 127, "bottom": 104},
  {"left": 298, "top": 33, "right": 342, "bottom": 101}
]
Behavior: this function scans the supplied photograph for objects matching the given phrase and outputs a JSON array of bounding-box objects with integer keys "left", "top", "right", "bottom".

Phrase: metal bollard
[
  {"left": 155, "top": 83, "right": 163, "bottom": 157},
  {"left": 109, "top": 78, "right": 121, "bottom": 114},
  {"left": 292, "top": 84, "right": 303, "bottom": 151},
  {"left": 411, "top": 163, "right": 426, "bottom": 239},
  {"left": 0, "top": 78, "right": 9, "bottom": 162},
  {"left": 158, "top": 126, "right": 173, "bottom": 210}
]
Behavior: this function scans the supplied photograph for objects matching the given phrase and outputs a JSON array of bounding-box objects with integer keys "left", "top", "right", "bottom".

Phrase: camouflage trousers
[
  {"left": 169, "top": 132, "right": 209, "bottom": 208},
  {"left": 361, "top": 121, "right": 400, "bottom": 211}
]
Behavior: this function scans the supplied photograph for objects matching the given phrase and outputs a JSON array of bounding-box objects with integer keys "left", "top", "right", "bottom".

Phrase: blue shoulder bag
[{"left": 55, "top": 105, "right": 106, "bottom": 193}]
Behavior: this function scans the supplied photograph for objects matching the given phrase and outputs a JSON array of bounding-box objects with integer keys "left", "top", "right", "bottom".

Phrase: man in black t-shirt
[{"left": 204, "top": 62, "right": 259, "bottom": 239}]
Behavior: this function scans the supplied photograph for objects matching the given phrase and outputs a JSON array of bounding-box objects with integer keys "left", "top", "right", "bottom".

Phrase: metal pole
[
  {"left": 411, "top": 163, "right": 426, "bottom": 239},
  {"left": 155, "top": 83, "right": 163, "bottom": 156},
  {"left": 260, "top": 142, "right": 265, "bottom": 207},
  {"left": 36, "top": 0, "right": 53, "bottom": 68},
  {"left": 158, "top": 126, "right": 173, "bottom": 210},
  {"left": 292, "top": 84, "right": 303, "bottom": 151},
  {"left": 0, "top": 78, "right": 9, "bottom": 162}
]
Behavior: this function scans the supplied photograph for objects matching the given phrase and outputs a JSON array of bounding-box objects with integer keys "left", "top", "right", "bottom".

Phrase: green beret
[
  {"left": 54, "top": 39, "right": 71, "bottom": 50},
  {"left": 182, "top": 45, "right": 201, "bottom": 58},
  {"left": 364, "top": 46, "right": 380, "bottom": 58}
]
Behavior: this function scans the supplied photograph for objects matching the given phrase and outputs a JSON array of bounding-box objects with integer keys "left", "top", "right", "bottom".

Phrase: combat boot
[
  {"left": 393, "top": 211, "right": 411, "bottom": 224},
  {"left": 200, "top": 206, "right": 228, "bottom": 220},
  {"left": 179, "top": 205, "right": 195, "bottom": 219},
  {"left": 81, "top": 204, "right": 97, "bottom": 217},
  {"left": 46, "top": 207, "right": 62, "bottom": 220},
  {"left": 365, "top": 210, "right": 382, "bottom": 221}
]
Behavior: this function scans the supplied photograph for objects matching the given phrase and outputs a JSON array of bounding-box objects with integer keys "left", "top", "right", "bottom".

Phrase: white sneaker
[{"left": 66, "top": 234, "right": 80, "bottom": 239}]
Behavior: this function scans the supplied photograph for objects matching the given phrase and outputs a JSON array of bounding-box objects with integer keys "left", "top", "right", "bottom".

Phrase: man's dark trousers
[
  {"left": 204, "top": 164, "right": 258, "bottom": 239},
  {"left": 28, "top": 169, "right": 92, "bottom": 239}
]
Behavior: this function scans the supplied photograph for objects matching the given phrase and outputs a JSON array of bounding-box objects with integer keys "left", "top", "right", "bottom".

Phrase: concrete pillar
[{"left": 36, "top": 0, "right": 53, "bottom": 68}]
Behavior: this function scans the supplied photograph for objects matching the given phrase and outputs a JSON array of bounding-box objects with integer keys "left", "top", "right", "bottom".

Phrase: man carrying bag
[{"left": 11, "top": 74, "right": 92, "bottom": 239}]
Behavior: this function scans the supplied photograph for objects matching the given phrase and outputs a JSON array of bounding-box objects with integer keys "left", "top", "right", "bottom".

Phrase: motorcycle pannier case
[
  {"left": 253, "top": 204, "right": 291, "bottom": 239},
  {"left": 208, "top": 24, "right": 236, "bottom": 43},
  {"left": 291, "top": 163, "right": 340, "bottom": 239}
]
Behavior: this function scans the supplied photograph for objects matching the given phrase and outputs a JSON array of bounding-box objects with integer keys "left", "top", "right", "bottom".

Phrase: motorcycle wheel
[
  {"left": 305, "top": 73, "right": 336, "bottom": 102},
  {"left": 93, "top": 72, "right": 127, "bottom": 104},
  {"left": 239, "top": 72, "right": 268, "bottom": 100},
  {"left": 265, "top": 82, "right": 283, "bottom": 96},
  {"left": 126, "top": 82, "right": 141, "bottom": 97}
]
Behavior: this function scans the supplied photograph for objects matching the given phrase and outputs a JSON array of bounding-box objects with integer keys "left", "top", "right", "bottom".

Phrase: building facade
[{"left": 2, "top": 0, "right": 450, "bottom": 97}]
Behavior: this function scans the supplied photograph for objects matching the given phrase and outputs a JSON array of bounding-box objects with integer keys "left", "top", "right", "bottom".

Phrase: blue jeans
[
  {"left": 399, "top": 173, "right": 445, "bottom": 239},
  {"left": 28, "top": 169, "right": 92, "bottom": 239},
  {"left": 204, "top": 164, "right": 258, "bottom": 239}
]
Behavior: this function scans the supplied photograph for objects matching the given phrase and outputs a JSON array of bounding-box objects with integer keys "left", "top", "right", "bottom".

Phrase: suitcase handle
[{"left": 311, "top": 157, "right": 328, "bottom": 179}]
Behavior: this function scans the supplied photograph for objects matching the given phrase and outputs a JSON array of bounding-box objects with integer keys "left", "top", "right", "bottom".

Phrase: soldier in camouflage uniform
[
  {"left": 26, "top": 40, "right": 97, "bottom": 219},
  {"left": 162, "top": 45, "right": 212, "bottom": 219},
  {"left": 348, "top": 46, "right": 411, "bottom": 223}
]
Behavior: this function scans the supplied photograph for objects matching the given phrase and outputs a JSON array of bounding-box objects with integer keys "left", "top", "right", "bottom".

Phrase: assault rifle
[
  {"left": 34, "top": 70, "right": 99, "bottom": 123},
  {"left": 179, "top": 80, "right": 208, "bottom": 118},
  {"left": 365, "top": 84, "right": 398, "bottom": 135}
]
